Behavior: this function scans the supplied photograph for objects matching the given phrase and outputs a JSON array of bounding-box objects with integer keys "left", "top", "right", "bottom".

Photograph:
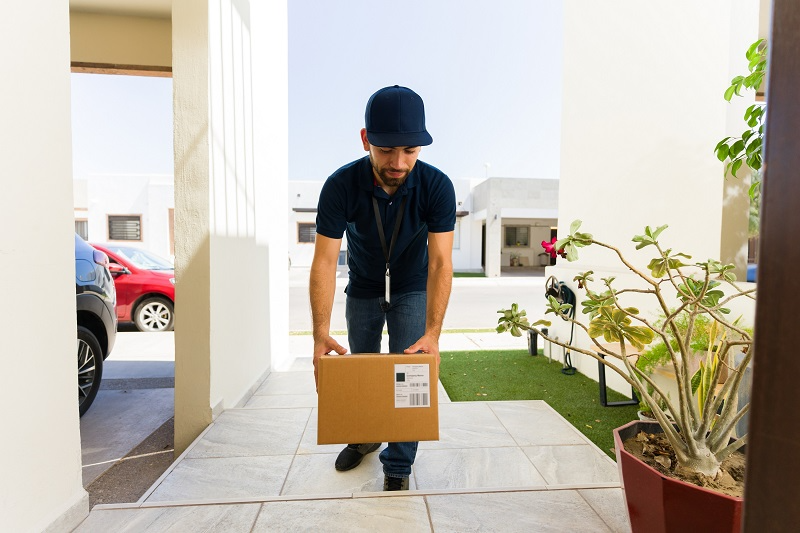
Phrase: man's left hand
[{"left": 404, "top": 334, "right": 440, "bottom": 361}]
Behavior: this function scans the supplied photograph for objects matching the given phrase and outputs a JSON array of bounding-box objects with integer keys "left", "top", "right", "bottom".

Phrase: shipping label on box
[
  {"left": 317, "top": 353, "right": 439, "bottom": 445},
  {"left": 394, "top": 364, "right": 431, "bottom": 408}
]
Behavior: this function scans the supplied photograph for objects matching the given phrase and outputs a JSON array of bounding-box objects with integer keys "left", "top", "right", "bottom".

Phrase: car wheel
[
  {"left": 78, "top": 326, "right": 103, "bottom": 417},
  {"left": 134, "top": 297, "right": 174, "bottom": 332}
]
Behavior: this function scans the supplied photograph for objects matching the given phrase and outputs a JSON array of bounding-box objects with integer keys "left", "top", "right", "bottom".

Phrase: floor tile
[
  {"left": 74, "top": 503, "right": 261, "bottom": 532},
  {"left": 145, "top": 455, "right": 293, "bottom": 502},
  {"left": 287, "top": 356, "right": 314, "bottom": 371},
  {"left": 427, "top": 490, "right": 613, "bottom": 533},
  {"left": 187, "top": 408, "right": 311, "bottom": 458},
  {"left": 414, "top": 447, "right": 546, "bottom": 490},
  {"left": 255, "top": 371, "right": 317, "bottom": 396},
  {"left": 522, "top": 445, "right": 619, "bottom": 485},
  {"left": 252, "top": 496, "right": 431, "bottom": 532},
  {"left": 296, "top": 409, "right": 350, "bottom": 454},
  {"left": 418, "top": 403, "right": 517, "bottom": 450},
  {"left": 244, "top": 394, "right": 318, "bottom": 408},
  {"left": 578, "top": 488, "right": 632, "bottom": 533},
  {"left": 281, "top": 451, "right": 417, "bottom": 495},
  {"left": 489, "top": 401, "right": 587, "bottom": 445}
]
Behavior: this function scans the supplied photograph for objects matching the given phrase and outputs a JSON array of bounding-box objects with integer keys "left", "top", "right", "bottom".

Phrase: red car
[{"left": 91, "top": 243, "right": 176, "bottom": 332}]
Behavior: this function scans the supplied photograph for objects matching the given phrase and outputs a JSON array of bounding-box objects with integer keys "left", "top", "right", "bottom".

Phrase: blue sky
[
  {"left": 71, "top": 0, "right": 562, "bottom": 182},
  {"left": 71, "top": 73, "right": 173, "bottom": 179}
]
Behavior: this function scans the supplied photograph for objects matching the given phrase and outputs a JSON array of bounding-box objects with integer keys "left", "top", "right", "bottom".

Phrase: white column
[
  {"left": 172, "top": 0, "right": 289, "bottom": 453},
  {"left": 484, "top": 207, "right": 503, "bottom": 278},
  {"left": 0, "top": 1, "right": 89, "bottom": 531}
]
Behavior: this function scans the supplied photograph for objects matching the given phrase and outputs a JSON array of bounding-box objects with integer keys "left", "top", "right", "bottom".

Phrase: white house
[
  {"left": 288, "top": 177, "right": 559, "bottom": 276},
  {"left": 74, "top": 174, "right": 175, "bottom": 260}
]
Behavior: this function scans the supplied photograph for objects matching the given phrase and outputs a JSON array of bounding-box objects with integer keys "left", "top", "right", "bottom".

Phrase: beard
[{"left": 370, "top": 157, "right": 410, "bottom": 188}]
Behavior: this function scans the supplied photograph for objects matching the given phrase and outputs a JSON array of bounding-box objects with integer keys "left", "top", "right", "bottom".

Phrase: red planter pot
[{"left": 613, "top": 420, "right": 743, "bottom": 533}]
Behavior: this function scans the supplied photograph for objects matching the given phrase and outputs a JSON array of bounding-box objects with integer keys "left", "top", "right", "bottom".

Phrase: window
[
  {"left": 453, "top": 219, "right": 461, "bottom": 250},
  {"left": 108, "top": 215, "right": 142, "bottom": 241},
  {"left": 75, "top": 219, "right": 88, "bottom": 240},
  {"left": 338, "top": 250, "right": 348, "bottom": 266},
  {"left": 505, "top": 226, "right": 529, "bottom": 247},
  {"left": 298, "top": 223, "right": 316, "bottom": 243}
]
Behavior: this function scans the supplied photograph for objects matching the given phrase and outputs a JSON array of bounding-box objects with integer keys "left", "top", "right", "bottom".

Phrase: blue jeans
[{"left": 346, "top": 291, "right": 426, "bottom": 478}]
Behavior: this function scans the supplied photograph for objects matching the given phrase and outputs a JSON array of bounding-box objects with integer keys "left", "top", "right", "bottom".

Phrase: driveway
[{"left": 80, "top": 329, "right": 175, "bottom": 488}]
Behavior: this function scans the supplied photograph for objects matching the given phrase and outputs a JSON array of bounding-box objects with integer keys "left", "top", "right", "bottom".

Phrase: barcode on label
[
  {"left": 409, "top": 393, "right": 429, "bottom": 407},
  {"left": 409, "top": 382, "right": 428, "bottom": 388}
]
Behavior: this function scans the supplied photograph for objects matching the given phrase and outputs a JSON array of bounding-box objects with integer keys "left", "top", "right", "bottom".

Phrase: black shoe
[
  {"left": 383, "top": 475, "right": 410, "bottom": 491},
  {"left": 334, "top": 443, "right": 381, "bottom": 471}
]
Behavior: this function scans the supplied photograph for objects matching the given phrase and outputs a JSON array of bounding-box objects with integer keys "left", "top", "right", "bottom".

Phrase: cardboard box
[{"left": 317, "top": 353, "right": 439, "bottom": 445}]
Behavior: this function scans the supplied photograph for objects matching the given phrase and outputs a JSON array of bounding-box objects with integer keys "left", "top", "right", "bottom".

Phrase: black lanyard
[{"left": 372, "top": 194, "right": 407, "bottom": 306}]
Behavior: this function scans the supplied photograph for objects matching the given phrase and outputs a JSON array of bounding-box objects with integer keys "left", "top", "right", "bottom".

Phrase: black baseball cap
[{"left": 364, "top": 85, "right": 433, "bottom": 147}]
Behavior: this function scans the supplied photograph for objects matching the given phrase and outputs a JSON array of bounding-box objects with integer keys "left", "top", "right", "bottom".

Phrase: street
[{"left": 289, "top": 267, "right": 548, "bottom": 332}]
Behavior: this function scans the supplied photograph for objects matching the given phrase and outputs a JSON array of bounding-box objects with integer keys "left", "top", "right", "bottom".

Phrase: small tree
[
  {"left": 714, "top": 39, "right": 767, "bottom": 201},
  {"left": 497, "top": 221, "right": 755, "bottom": 479}
]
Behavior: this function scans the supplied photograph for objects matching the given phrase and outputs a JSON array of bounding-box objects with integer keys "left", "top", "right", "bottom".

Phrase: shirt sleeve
[
  {"left": 426, "top": 175, "right": 457, "bottom": 233},
  {"left": 315, "top": 176, "right": 348, "bottom": 239}
]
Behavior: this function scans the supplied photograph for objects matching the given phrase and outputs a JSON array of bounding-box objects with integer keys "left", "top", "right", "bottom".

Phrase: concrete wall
[
  {"left": 70, "top": 11, "right": 171, "bottom": 68},
  {"left": 0, "top": 2, "right": 90, "bottom": 531},
  {"left": 173, "top": 0, "right": 289, "bottom": 453},
  {"left": 547, "top": 1, "right": 760, "bottom": 394}
]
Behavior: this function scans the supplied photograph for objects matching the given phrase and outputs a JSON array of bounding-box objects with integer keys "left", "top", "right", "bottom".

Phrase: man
[{"left": 310, "top": 85, "right": 456, "bottom": 491}]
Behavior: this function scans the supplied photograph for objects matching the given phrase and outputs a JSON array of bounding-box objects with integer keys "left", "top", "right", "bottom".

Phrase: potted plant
[{"left": 498, "top": 220, "right": 755, "bottom": 533}]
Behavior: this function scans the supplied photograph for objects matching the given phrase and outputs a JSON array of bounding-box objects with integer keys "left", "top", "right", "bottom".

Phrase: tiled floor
[{"left": 76, "top": 362, "right": 631, "bottom": 532}]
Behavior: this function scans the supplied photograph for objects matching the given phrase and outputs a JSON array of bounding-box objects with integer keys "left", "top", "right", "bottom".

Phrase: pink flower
[{"left": 542, "top": 237, "right": 566, "bottom": 259}]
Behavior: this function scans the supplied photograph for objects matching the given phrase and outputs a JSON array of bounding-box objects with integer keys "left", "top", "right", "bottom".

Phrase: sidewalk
[{"left": 289, "top": 329, "right": 530, "bottom": 358}]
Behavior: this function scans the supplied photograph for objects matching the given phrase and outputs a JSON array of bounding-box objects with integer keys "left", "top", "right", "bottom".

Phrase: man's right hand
[{"left": 313, "top": 335, "right": 347, "bottom": 390}]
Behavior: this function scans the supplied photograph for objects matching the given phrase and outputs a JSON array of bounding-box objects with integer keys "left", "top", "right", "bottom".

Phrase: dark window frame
[
  {"left": 108, "top": 214, "right": 143, "bottom": 242},
  {"left": 504, "top": 226, "right": 530, "bottom": 247},
  {"left": 298, "top": 222, "right": 316, "bottom": 243}
]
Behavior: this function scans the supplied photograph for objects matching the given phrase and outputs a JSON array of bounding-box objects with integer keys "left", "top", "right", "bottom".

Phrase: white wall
[
  {"left": 548, "top": 1, "right": 760, "bottom": 394},
  {"left": 78, "top": 174, "right": 175, "bottom": 259},
  {"left": 173, "top": 0, "right": 289, "bottom": 452},
  {"left": 0, "top": 1, "right": 90, "bottom": 531}
]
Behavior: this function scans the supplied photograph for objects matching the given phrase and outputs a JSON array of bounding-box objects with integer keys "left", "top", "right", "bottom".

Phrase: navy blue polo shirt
[{"left": 316, "top": 155, "right": 456, "bottom": 298}]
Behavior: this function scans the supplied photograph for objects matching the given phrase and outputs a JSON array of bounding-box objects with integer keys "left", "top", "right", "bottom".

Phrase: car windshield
[{"left": 110, "top": 247, "right": 174, "bottom": 270}]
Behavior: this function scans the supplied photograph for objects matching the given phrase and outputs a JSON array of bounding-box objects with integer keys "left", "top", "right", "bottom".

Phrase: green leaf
[
  {"left": 748, "top": 180, "right": 760, "bottom": 199},
  {"left": 723, "top": 85, "right": 736, "bottom": 102},
  {"left": 691, "top": 368, "right": 702, "bottom": 394},
  {"left": 715, "top": 144, "right": 729, "bottom": 162},
  {"left": 731, "top": 158, "right": 743, "bottom": 177},
  {"left": 650, "top": 224, "right": 668, "bottom": 241},
  {"left": 647, "top": 257, "right": 668, "bottom": 278},
  {"left": 569, "top": 220, "right": 582, "bottom": 234},
  {"left": 715, "top": 137, "right": 732, "bottom": 150},
  {"left": 564, "top": 243, "right": 579, "bottom": 262}
]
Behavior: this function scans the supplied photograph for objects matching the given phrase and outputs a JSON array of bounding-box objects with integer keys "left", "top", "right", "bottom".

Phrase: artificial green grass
[
  {"left": 439, "top": 349, "right": 640, "bottom": 458},
  {"left": 453, "top": 271, "right": 486, "bottom": 277}
]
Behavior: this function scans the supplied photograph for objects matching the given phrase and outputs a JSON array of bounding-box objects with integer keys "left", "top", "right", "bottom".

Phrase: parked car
[
  {"left": 75, "top": 234, "right": 117, "bottom": 416},
  {"left": 90, "top": 243, "right": 176, "bottom": 332}
]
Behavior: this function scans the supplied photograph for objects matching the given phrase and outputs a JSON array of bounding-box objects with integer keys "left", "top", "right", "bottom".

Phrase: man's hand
[
  {"left": 313, "top": 335, "right": 347, "bottom": 390},
  {"left": 404, "top": 333, "right": 440, "bottom": 361}
]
